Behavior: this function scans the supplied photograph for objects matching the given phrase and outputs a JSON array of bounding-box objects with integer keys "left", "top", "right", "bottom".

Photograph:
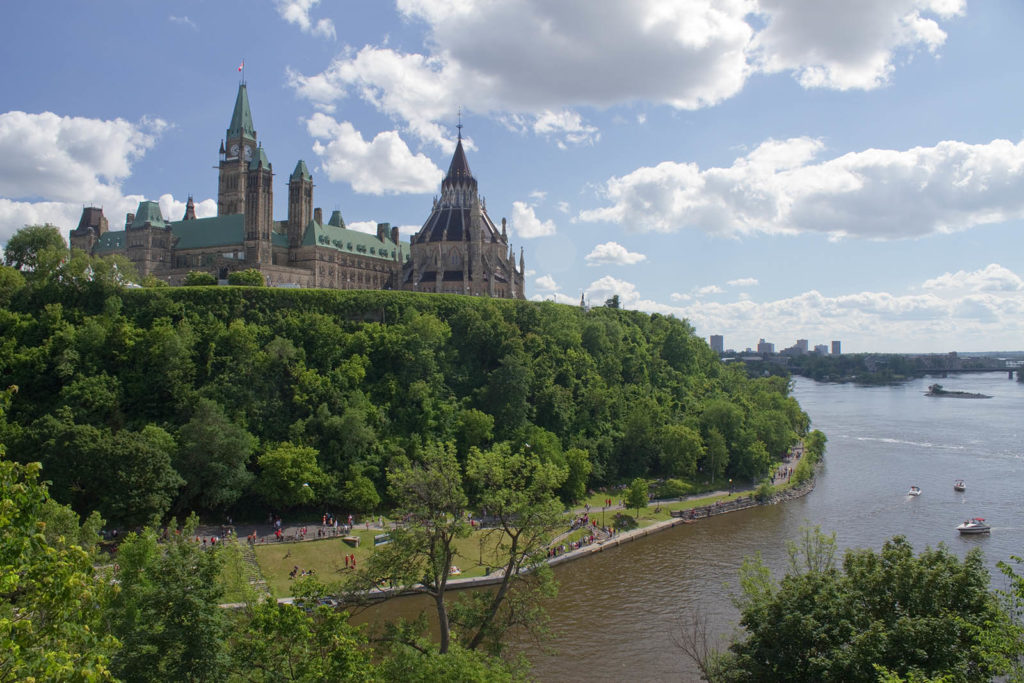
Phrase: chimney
[
  {"left": 125, "top": 212, "right": 135, "bottom": 230},
  {"left": 377, "top": 222, "right": 389, "bottom": 242},
  {"left": 391, "top": 226, "right": 399, "bottom": 244},
  {"left": 313, "top": 207, "right": 323, "bottom": 224}
]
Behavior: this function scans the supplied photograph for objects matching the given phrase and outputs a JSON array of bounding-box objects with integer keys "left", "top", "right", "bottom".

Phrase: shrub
[
  {"left": 184, "top": 271, "right": 216, "bottom": 286},
  {"left": 655, "top": 478, "right": 694, "bottom": 499},
  {"left": 228, "top": 269, "right": 265, "bottom": 286}
]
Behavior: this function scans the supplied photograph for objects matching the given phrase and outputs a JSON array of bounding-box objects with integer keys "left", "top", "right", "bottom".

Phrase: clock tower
[{"left": 218, "top": 83, "right": 258, "bottom": 216}]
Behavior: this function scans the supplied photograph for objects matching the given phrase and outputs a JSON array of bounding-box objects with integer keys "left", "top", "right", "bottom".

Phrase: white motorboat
[
  {"left": 907, "top": 486, "right": 921, "bottom": 496},
  {"left": 956, "top": 518, "right": 990, "bottom": 535},
  {"left": 953, "top": 480, "right": 966, "bottom": 492}
]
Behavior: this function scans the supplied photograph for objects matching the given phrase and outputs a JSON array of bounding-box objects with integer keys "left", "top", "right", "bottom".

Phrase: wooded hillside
[{"left": 0, "top": 272, "right": 808, "bottom": 526}]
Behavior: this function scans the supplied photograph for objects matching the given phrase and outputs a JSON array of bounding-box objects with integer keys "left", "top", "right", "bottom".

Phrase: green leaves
[{"left": 722, "top": 532, "right": 1014, "bottom": 683}]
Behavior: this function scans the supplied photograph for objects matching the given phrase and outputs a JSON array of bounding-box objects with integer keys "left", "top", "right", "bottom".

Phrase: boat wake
[{"left": 854, "top": 436, "right": 966, "bottom": 451}]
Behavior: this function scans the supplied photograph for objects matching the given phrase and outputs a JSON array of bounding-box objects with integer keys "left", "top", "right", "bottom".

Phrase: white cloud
[
  {"left": 728, "top": 277, "right": 758, "bottom": 287},
  {"left": 751, "top": 0, "right": 966, "bottom": 90},
  {"left": 306, "top": 113, "right": 443, "bottom": 195},
  {"left": 529, "top": 190, "right": 547, "bottom": 201},
  {"left": 274, "top": 0, "right": 335, "bottom": 39},
  {"left": 535, "top": 274, "right": 558, "bottom": 291},
  {"left": 0, "top": 111, "right": 165, "bottom": 204},
  {"left": 527, "top": 265, "right": 1022, "bottom": 352},
  {"left": 556, "top": 201, "right": 571, "bottom": 214},
  {"left": 510, "top": 201, "right": 557, "bottom": 238},
  {"left": 579, "top": 136, "right": 1024, "bottom": 240},
  {"left": 670, "top": 292, "right": 692, "bottom": 302},
  {"left": 157, "top": 194, "right": 216, "bottom": 222},
  {"left": 168, "top": 15, "right": 197, "bottom": 30},
  {"left": 636, "top": 264, "right": 1024, "bottom": 352},
  {"left": 585, "top": 241, "right": 646, "bottom": 266},
  {"left": 695, "top": 284, "right": 724, "bottom": 296},
  {"left": 0, "top": 111, "right": 175, "bottom": 244},
  {"left": 289, "top": 1, "right": 966, "bottom": 148},
  {"left": 533, "top": 110, "right": 599, "bottom": 148},
  {"left": 921, "top": 263, "right": 1024, "bottom": 293}
]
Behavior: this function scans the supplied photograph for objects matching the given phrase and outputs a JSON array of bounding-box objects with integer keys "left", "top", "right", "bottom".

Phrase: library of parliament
[{"left": 70, "top": 82, "right": 526, "bottom": 299}]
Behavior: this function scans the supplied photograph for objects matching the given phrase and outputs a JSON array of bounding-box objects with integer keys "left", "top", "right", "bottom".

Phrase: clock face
[
  {"left": 230, "top": 143, "right": 239, "bottom": 157},
  {"left": 244, "top": 145, "right": 253, "bottom": 161}
]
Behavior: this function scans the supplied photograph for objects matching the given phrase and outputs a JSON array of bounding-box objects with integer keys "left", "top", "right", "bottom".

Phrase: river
[{"left": 360, "top": 372, "right": 1024, "bottom": 681}]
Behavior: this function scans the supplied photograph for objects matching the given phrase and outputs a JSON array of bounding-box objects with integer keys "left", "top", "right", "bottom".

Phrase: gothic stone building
[{"left": 70, "top": 83, "right": 525, "bottom": 299}]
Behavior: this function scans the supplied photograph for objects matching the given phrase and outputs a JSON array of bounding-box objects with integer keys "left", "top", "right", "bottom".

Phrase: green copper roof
[
  {"left": 290, "top": 160, "right": 311, "bottom": 182},
  {"left": 130, "top": 201, "right": 167, "bottom": 229},
  {"left": 170, "top": 214, "right": 243, "bottom": 250},
  {"left": 248, "top": 145, "right": 271, "bottom": 170},
  {"left": 93, "top": 230, "right": 125, "bottom": 254},
  {"left": 227, "top": 83, "right": 256, "bottom": 142},
  {"left": 301, "top": 220, "right": 409, "bottom": 262},
  {"left": 327, "top": 210, "right": 345, "bottom": 228}
]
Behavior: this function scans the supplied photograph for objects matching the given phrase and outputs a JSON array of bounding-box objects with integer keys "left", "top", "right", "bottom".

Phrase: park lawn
[
  {"left": 251, "top": 484, "right": 784, "bottom": 595},
  {"left": 255, "top": 530, "right": 376, "bottom": 596}
]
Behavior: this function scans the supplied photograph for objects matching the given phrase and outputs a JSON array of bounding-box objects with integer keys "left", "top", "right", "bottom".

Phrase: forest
[{"left": 0, "top": 226, "right": 809, "bottom": 528}]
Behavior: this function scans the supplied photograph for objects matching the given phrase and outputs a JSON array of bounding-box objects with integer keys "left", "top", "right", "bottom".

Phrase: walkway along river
[{"left": 356, "top": 372, "right": 1024, "bottom": 682}]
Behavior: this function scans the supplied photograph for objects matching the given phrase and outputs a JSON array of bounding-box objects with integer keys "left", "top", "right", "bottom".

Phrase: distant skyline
[{"left": 2, "top": 1, "right": 1023, "bottom": 352}]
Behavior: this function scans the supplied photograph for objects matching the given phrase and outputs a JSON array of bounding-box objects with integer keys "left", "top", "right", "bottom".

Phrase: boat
[
  {"left": 954, "top": 479, "right": 966, "bottom": 492},
  {"left": 907, "top": 486, "right": 921, "bottom": 496},
  {"left": 956, "top": 518, "right": 990, "bottom": 534}
]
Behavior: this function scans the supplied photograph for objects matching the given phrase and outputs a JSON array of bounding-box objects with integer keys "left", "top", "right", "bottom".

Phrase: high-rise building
[
  {"left": 832, "top": 340, "right": 842, "bottom": 355},
  {"left": 814, "top": 344, "right": 829, "bottom": 355},
  {"left": 757, "top": 338, "right": 775, "bottom": 354},
  {"left": 795, "top": 339, "right": 809, "bottom": 353},
  {"left": 709, "top": 335, "right": 724, "bottom": 353}
]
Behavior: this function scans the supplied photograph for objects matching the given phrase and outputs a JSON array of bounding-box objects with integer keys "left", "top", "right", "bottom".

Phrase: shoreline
[{"left": 229, "top": 475, "right": 817, "bottom": 607}]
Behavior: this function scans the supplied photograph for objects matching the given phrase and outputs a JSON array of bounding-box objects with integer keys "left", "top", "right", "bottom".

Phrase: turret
[{"left": 288, "top": 160, "right": 313, "bottom": 248}]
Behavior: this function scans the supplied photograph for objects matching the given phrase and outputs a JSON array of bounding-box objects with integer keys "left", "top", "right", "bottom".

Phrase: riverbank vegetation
[{"left": 682, "top": 527, "right": 1024, "bottom": 682}]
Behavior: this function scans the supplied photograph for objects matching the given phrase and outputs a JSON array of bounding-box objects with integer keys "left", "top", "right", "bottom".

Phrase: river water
[
  {"left": 526, "top": 372, "right": 1024, "bottom": 681},
  {"left": 361, "top": 372, "right": 1024, "bottom": 681}
]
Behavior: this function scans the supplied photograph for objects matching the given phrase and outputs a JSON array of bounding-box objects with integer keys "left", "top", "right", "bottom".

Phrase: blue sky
[{"left": 2, "top": 0, "right": 1023, "bottom": 352}]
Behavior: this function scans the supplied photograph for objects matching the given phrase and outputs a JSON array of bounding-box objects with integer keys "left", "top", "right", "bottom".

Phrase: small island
[{"left": 926, "top": 383, "right": 992, "bottom": 399}]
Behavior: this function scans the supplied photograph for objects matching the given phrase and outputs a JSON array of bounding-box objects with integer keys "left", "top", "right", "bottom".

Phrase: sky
[{"left": 2, "top": 0, "right": 1023, "bottom": 353}]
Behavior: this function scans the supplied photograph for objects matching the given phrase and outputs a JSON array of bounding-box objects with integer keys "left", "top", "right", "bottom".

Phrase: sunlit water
[{"left": 362, "top": 373, "right": 1024, "bottom": 681}]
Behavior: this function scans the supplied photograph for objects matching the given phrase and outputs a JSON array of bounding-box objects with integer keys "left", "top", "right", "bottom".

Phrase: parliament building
[{"left": 70, "top": 83, "right": 526, "bottom": 299}]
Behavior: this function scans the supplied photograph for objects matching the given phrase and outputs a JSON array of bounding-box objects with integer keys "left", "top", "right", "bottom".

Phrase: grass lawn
[{"left": 248, "top": 467, "right": 803, "bottom": 596}]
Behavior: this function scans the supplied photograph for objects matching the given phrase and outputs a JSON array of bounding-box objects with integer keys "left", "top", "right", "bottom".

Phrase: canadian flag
[{"left": 238, "top": 60, "right": 244, "bottom": 72}]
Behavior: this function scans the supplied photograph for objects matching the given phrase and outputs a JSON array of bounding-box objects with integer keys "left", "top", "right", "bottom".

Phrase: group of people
[
  {"left": 343, "top": 553, "right": 358, "bottom": 570},
  {"left": 288, "top": 565, "right": 316, "bottom": 579}
]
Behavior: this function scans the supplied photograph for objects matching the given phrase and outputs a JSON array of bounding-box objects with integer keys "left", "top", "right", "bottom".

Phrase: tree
[
  {"left": 183, "top": 270, "right": 216, "bottom": 286},
  {"left": 559, "top": 447, "right": 592, "bottom": 504},
  {"left": 458, "top": 443, "right": 566, "bottom": 653},
  {"left": 351, "top": 442, "right": 469, "bottom": 654},
  {"left": 253, "top": 443, "right": 327, "bottom": 510},
  {"left": 3, "top": 224, "right": 66, "bottom": 275},
  {"left": 342, "top": 471, "right": 381, "bottom": 513},
  {"left": 626, "top": 477, "right": 648, "bottom": 517},
  {"left": 174, "top": 398, "right": 257, "bottom": 512},
  {"left": 709, "top": 530, "right": 1015, "bottom": 682},
  {"left": 604, "top": 294, "right": 620, "bottom": 309},
  {"left": 659, "top": 424, "right": 703, "bottom": 478},
  {"left": 703, "top": 429, "right": 728, "bottom": 484},
  {"left": 228, "top": 589, "right": 375, "bottom": 681},
  {"left": 0, "top": 387, "right": 118, "bottom": 681},
  {"left": 0, "top": 265, "right": 26, "bottom": 306},
  {"left": 227, "top": 268, "right": 265, "bottom": 286},
  {"left": 108, "top": 515, "right": 230, "bottom": 682}
]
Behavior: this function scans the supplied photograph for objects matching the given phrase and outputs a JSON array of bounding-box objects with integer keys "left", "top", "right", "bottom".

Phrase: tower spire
[
  {"left": 227, "top": 82, "right": 256, "bottom": 142},
  {"left": 457, "top": 106, "right": 463, "bottom": 141}
]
